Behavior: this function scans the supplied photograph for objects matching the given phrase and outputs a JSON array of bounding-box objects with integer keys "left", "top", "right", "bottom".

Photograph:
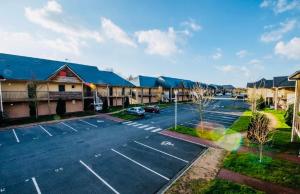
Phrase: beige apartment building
[{"left": 0, "top": 53, "right": 134, "bottom": 119}]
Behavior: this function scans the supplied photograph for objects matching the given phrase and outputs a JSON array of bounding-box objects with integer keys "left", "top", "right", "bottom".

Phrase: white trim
[
  {"left": 79, "top": 160, "right": 119, "bottom": 194},
  {"left": 111, "top": 149, "right": 170, "bottom": 181},
  {"left": 32, "top": 177, "right": 42, "bottom": 194},
  {"left": 134, "top": 141, "right": 188, "bottom": 163},
  {"left": 47, "top": 64, "right": 84, "bottom": 82}
]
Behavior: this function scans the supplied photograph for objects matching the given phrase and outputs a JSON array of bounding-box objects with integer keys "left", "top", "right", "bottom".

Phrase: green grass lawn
[
  {"left": 262, "top": 108, "right": 290, "bottom": 129},
  {"left": 111, "top": 111, "right": 142, "bottom": 120},
  {"left": 169, "top": 125, "right": 223, "bottom": 141},
  {"left": 226, "top": 111, "right": 252, "bottom": 134},
  {"left": 181, "top": 179, "right": 264, "bottom": 194},
  {"left": 223, "top": 152, "right": 300, "bottom": 189}
]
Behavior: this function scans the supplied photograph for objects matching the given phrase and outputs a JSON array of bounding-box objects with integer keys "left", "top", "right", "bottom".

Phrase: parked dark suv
[{"left": 144, "top": 105, "right": 160, "bottom": 113}]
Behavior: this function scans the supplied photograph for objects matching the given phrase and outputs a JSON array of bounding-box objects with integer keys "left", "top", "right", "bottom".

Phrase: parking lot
[{"left": 0, "top": 114, "right": 206, "bottom": 194}]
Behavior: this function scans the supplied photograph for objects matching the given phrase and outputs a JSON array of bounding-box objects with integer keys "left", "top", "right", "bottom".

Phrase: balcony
[{"left": 2, "top": 91, "right": 82, "bottom": 102}]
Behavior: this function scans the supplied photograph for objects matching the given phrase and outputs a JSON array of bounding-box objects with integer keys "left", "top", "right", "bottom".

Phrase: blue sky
[{"left": 0, "top": 0, "right": 300, "bottom": 87}]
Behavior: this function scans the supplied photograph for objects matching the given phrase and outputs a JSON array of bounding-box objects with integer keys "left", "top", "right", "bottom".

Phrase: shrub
[
  {"left": 56, "top": 98, "right": 66, "bottom": 115},
  {"left": 256, "top": 96, "right": 266, "bottom": 110},
  {"left": 101, "top": 98, "right": 108, "bottom": 112},
  {"left": 284, "top": 104, "right": 294, "bottom": 127}
]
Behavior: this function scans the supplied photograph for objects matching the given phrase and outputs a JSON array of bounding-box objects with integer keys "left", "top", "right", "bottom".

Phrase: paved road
[{"left": 0, "top": 98, "right": 248, "bottom": 194}]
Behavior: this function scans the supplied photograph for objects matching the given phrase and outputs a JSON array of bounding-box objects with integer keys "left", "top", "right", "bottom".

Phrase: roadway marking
[
  {"left": 111, "top": 149, "right": 170, "bottom": 181},
  {"left": 132, "top": 123, "right": 143, "bottom": 127},
  {"left": 144, "top": 126, "right": 155, "bottom": 131},
  {"left": 12, "top": 129, "right": 20, "bottom": 143},
  {"left": 122, "top": 121, "right": 133, "bottom": 124},
  {"left": 79, "top": 160, "right": 120, "bottom": 194},
  {"left": 79, "top": 119, "right": 98, "bottom": 128},
  {"left": 126, "top": 122, "right": 137, "bottom": 126},
  {"left": 134, "top": 141, "right": 188, "bottom": 163},
  {"left": 138, "top": 125, "right": 148, "bottom": 129},
  {"left": 61, "top": 122, "right": 78, "bottom": 132},
  {"left": 32, "top": 177, "right": 41, "bottom": 194},
  {"left": 151, "top": 128, "right": 163, "bottom": 133},
  {"left": 39, "top": 125, "right": 53, "bottom": 137}
]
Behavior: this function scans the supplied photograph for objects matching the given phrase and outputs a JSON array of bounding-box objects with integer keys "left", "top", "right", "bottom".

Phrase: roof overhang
[{"left": 289, "top": 71, "right": 300, "bottom": 81}]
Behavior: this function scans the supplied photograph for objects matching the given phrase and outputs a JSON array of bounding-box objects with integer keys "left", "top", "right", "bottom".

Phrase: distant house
[
  {"left": 288, "top": 71, "right": 300, "bottom": 141},
  {"left": 273, "top": 76, "right": 295, "bottom": 110},
  {"left": 130, "top": 75, "right": 161, "bottom": 104},
  {"left": 246, "top": 78, "right": 274, "bottom": 106},
  {"left": 221, "top": 85, "right": 235, "bottom": 94}
]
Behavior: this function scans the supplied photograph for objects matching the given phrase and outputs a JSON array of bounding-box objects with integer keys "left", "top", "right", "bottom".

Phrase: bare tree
[
  {"left": 247, "top": 112, "right": 271, "bottom": 162},
  {"left": 191, "top": 84, "right": 214, "bottom": 133}
]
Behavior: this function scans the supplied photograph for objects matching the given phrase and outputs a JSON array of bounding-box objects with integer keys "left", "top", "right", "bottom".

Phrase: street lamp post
[{"left": 174, "top": 90, "right": 178, "bottom": 130}]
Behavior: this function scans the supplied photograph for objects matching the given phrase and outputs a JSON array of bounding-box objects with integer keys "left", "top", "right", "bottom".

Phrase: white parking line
[
  {"left": 122, "top": 121, "right": 133, "bottom": 124},
  {"left": 151, "top": 128, "right": 163, "bottom": 133},
  {"left": 111, "top": 149, "right": 170, "bottom": 181},
  {"left": 132, "top": 123, "right": 143, "bottom": 127},
  {"left": 79, "top": 160, "right": 119, "bottom": 194},
  {"left": 12, "top": 129, "right": 20, "bottom": 143},
  {"left": 144, "top": 126, "right": 155, "bottom": 131},
  {"left": 39, "top": 125, "right": 53, "bottom": 137},
  {"left": 138, "top": 125, "right": 148, "bottom": 129},
  {"left": 32, "top": 177, "right": 41, "bottom": 194},
  {"left": 61, "top": 122, "right": 78, "bottom": 132},
  {"left": 79, "top": 119, "right": 98, "bottom": 128},
  {"left": 134, "top": 141, "right": 188, "bottom": 163},
  {"left": 126, "top": 122, "right": 137, "bottom": 126}
]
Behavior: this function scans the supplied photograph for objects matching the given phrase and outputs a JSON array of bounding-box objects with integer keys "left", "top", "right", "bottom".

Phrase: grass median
[{"left": 223, "top": 152, "right": 300, "bottom": 189}]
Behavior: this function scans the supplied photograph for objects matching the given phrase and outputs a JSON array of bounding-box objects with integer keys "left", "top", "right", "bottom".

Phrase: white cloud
[
  {"left": 24, "top": 0, "right": 103, "bottom": 43},
  {"left": 216, "top": 65, "right": 250, "bottom": 77},
  {"left": 275, "top": 37, "right": 300, "bottom": 59},
  {"left": 261, "top": 19, "right": 297, "bottom": 42},
  {"left": 248, "top": 59, "right": 265, "bottom": 70},
  {"left": 101, "top": 17, "right": 136, "bottom": 47},
  {"left": 212, "top": 48, "right": 222, "bottom": 60},
  {"left": 0, "top": 29, "right": 81, "bottom": 60},
  {"left": 236, "top": 50, "right": 249, "bottom": 58},
  {"left": 260, "top": 0, "right": 300, "bottom": 13},
  {"left": 181, "top": 19, "right": 202, "bottom": 31},
  {"left": 135, "top": 27, "right": 179, "bottom": 56}
]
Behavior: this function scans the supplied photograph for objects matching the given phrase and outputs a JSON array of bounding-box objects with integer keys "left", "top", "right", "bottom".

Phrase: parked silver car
[{"left": 126, "top": 107, "right": 145, "bottom": 116}]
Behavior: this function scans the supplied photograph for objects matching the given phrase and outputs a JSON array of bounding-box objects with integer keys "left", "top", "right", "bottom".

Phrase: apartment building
[
  {"left": 246, "top": 78, "right": 274, "bottom": 106},
  {"left": 157, "top": 76, "right": 196, "bottom": 102},
  {"left": 130, "top": 75, "right": 161, "bottom": 104},
  {"left": 288, "top": 71, "right": 300, "bottom": 141},
  {"left": 273, "top": 76, "right": 295, "bottom": 110},
  {"left": 0, "top": 53, "right": 133, "bottom": 119}
]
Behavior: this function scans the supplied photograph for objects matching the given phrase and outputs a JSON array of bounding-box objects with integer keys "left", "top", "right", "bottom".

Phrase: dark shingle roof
[
  {"left": 0, "top": 53, "right": 133, "bottom": 87},
  {"left": 131, "top": 75, "right": 159, "bottom": 88},
  {"left": 273, "top": 76, "right": 295, "bottom": 88},
  {"left": 158, "top": 76, "right": 196, "bottom": 89},
  {"left": 222, "top": 85, "right": 235, "bottom": 89},
  {"left": 247, "top": 78, "right": 273, "bottom": 89}
]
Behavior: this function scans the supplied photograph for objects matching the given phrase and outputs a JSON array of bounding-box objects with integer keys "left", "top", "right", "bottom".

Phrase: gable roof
[
  {"left": 0, "top": 53, "right": 133, "bottom": 87},
  {"left": 131, "top": 75, "right": 158, "bottom": 88},
  {"left": 273, "top": 76, "right": 295, "bottom": 88},
  {"left": 247, "top": 78, "right": 273, "bottom": 89},
  {"left": 158, "top": 76, "right": 196, "bottom": 89},
  {"left": 96, "top": 71, "right": 134, "bottom": 87}
]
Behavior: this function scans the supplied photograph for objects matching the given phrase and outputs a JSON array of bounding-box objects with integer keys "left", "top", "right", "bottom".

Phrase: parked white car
[{"left": 126, "top": 107, "right": 145, "bottom": 116}]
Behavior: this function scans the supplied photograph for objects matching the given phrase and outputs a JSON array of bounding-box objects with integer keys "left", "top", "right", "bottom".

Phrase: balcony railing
[{"left": 2, "top": 91, "right": 82, "bottom": 102}]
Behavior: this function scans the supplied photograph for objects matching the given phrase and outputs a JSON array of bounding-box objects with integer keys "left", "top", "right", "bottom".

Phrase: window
[
  {"left": 72, "top": 85, "right": 75, "bottom": 89},
  {"left": 59, "top": 85, "right": 65, "bottom": 92}
]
